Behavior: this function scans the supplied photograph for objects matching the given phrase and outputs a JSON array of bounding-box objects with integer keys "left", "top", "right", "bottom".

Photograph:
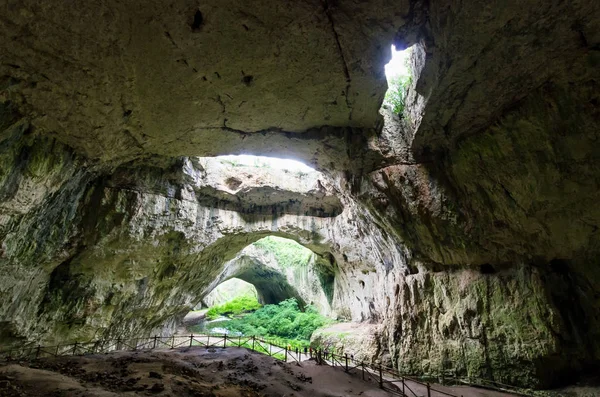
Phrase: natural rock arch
[
  {"left": 200, "top": 241, "right": 335, "bottom": 315},
  {"left": 2, "top": 0, "right": 599, "bottom": 389},
  {"left": 2, "top": 153, "right": 400, "bottom": 346}
]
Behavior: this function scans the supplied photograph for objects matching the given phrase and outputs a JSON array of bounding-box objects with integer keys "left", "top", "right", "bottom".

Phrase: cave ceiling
[
  {"left": 0, "top": 0, "right": 408, "bottom": 164},
  {"left": 2, "top": 0, "right": 598, "bottom": 169}
]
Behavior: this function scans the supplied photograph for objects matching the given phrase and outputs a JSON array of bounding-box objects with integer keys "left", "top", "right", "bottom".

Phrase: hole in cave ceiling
[{"left": 382, "top": 44, "right": 413, "bottom": 115}]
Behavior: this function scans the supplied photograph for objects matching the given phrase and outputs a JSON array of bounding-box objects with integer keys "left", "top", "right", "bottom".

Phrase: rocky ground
[
  {"left": 0, "top": 347, "right": 401, "bottom": 397},
  {"left": 0, "top": 346, "right": 542, "bottom": 397}
]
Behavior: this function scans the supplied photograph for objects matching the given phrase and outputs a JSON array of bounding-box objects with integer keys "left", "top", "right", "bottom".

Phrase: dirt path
[{"left": 318, "top": 355, "right": 519, "bottom": 397}]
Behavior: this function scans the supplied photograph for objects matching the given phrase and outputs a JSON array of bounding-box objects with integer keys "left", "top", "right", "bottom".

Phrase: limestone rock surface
[{"left": 1, "top": 0, "right": 600, "bottom": 391}]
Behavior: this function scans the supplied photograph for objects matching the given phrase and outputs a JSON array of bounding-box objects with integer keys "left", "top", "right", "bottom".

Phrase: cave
[
  {"left": 1, "top": 0, "right": 600, "bottom": 393},
  {"left": 198, "top": 235, "right": 335, "bottom": 312}
]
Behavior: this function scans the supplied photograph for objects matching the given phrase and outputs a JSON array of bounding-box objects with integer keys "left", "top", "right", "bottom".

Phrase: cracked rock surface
[{"left": 1, "top": 0, "right": 600, "bottom": 390}]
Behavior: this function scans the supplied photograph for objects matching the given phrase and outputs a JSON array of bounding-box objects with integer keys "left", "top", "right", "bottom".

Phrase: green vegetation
[
  {"left": 384, "top": 74, "right": 412, "bottom": 114},
  {"left": 205, "top": 295, "right": 262, "bottom": 320},
  {"left": 383, "top": 49, "right": 412, "bottom": 115},
  {"left": 206, "top": 298, "right": 332, "bottom": 347},
  {"left": 252, "top": 236, "right": 313, "bottom": 268}
]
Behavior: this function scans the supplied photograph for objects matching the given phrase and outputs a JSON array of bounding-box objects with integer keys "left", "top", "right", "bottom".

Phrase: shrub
[
  {"left": 207, "top": 298, "right": 332, "bottom": 345},
  {"left": 205, "top": 295, "right": 262, "bottom": 320}
]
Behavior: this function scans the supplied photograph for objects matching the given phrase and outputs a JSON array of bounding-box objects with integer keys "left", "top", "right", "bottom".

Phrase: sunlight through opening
[
  {"left": 385, "top": 45, "right": 411, "bottom": 81},
  {"left": 215, "top": 154, "right": 315, "bottom": 173},
  {"left": 382, "top": 45, "right": 413, "bottom": 114}
]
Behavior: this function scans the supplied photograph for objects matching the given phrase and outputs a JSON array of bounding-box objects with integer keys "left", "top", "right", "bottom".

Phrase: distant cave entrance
[
  {"left": 202, "top": 278, "right": 258, "bottom": 308},
  {"left": 183, "top": 236, "right": 337, "bottom": 337},
  {"left": 205, "top": 236, "right": 335, "bottom": 311}
]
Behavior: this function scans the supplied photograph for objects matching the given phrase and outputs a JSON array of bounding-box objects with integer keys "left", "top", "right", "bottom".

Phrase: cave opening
[
  {"left": 213, "top": 154, "right": 315, "bottom": 173},
  {"left": 182, "top": 235, "right": 336, "bottom": 345},
  {"left": 382, "top": 44, "right": 413, "bottom": 115}
]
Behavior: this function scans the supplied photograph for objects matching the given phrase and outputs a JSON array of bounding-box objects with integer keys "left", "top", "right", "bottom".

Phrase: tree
[{"left": 383, "top": 74, "right": 412, "bottom": 114}]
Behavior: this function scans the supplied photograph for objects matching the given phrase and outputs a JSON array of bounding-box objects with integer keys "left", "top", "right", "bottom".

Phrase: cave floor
[
  {"left": 0, "top": 347, "right": 399, "bottom": 396},
  {"left": 0, "top": 346, "right": 527, "bottom": 397}
]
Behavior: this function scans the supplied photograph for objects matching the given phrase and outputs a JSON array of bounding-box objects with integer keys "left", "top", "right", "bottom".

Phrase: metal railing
[
  {"left": 310, "top": 350, "right": 541, "bottom": 397},
  {"left": 311, "top": 349, "right": 460, "bottom": 397},
  {"left": 0, "top": 334, "right": 307, "bottom": 365}
]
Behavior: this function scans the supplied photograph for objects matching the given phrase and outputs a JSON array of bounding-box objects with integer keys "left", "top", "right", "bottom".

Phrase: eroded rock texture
[{"left": 1, "top": 0, "right": 600, "bottom": 390}]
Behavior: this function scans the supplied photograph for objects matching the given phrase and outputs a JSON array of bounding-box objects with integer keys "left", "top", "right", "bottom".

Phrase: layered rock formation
[{"left": 1, "top": 0, "right": 600, "bottom": 390}]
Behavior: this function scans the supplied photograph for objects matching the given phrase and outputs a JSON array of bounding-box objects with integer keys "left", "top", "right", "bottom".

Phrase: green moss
[{"left": 252, "top": 236, "right": 313, "bottom": 268}]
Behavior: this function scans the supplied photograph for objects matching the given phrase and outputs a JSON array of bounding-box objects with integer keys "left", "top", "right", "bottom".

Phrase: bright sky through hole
[
  {"left": 384, "top": 45, "right": 411, "bottom": 81},
  {"left": 216, "top": 154, "right": 315, "bottom": 173}
]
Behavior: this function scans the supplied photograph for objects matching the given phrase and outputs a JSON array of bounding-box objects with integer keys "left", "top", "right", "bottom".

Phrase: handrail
[
  {"left": 312, "top": 349, "right": 541, "bottom": 397},
  {"left": 0, "top": 333, "right": 314, "bottom": 368}
]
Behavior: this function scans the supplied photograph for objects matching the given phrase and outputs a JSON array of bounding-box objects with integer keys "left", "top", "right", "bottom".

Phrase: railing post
[
  {"left": 207, "top": 334, "right": 210, "bottom": 347},
  {"left": 285, "top": 346, "right": 288, "bottom": 362},
  {"left": 55, "top": 345, "right": 60, "bottom": 356},
  {"left": 35, "top": 345, "right": 41, "bottom": 359},
  {"left": 269, "top": 343, "right": 271, "bottom": 356},
  {"left": 223, "top": 334, "right": 227, "bottom": 348},
  {"left": 251, "top": 336, "right": 255, "bottom": 351},
  {"left": 378, "top": 363, "right": 383, "bottom": 389},
  {"left": 190, "top": 334, "right": 193, "bottom": 347},
  {"left": 361, "top": 363, "right": 365, "bottom": 380},
  {"left": 402, "top": 376, "right": 405, "bottom": 396},
  {"left": 171, "top": 335, "right": 175, "bottom": 349},
  {"left": 345, "top": 353, "right": 348, "bottom": 372},
  {"left": 427, "top": 382, "right": 431, "bottom": 397},
  {"left": 153, "top": 335, "right": 158, "bottom": 349},
  {"left": 73, "top": 342, "right": 78, "bottom": 356},
  {"left": 238, "top": 335, "right": 241, "bottom": 347}
]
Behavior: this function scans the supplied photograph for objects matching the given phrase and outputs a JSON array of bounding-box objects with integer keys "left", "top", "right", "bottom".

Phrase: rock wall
[
  {"left": 2, "top": 0, "right": 600, "bottom": 390},
  {"left": 0, "top": 134, "right": 407, "bottom": 348},
  {"left": 359, "top": 81, "right": 600, "bottom": 388},
  {"left": 384, "top": 262, "right": 600, "bottom": 388}
]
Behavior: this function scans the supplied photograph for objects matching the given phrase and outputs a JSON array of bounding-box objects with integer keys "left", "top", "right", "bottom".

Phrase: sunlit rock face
[
  {"left": 0, "top": 140, "right": 408, "bottom": 347},
  {"left": 186, "top": 156, "right": 343, "bottom": 217},
  {"left": 1, "top": 0, "right": 600, "bottom": 390}
]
